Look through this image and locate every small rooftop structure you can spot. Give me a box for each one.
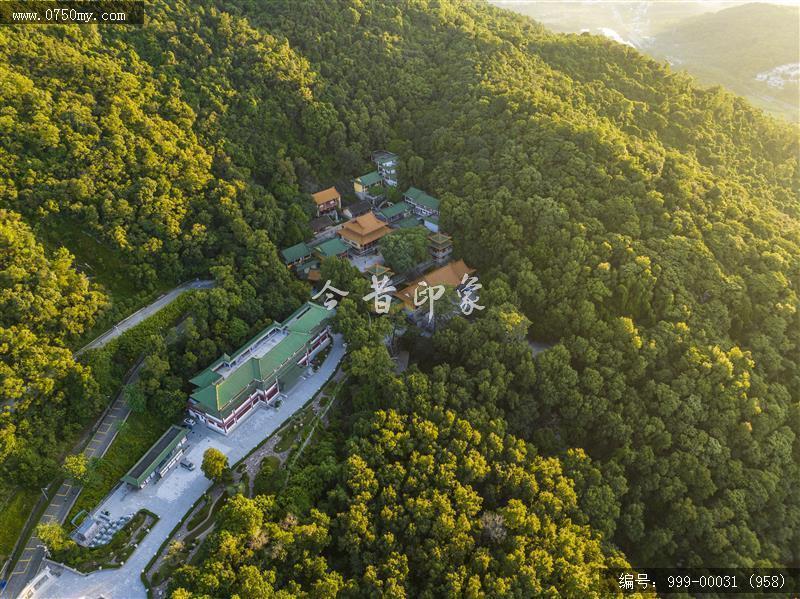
[364,263,394,279]
[394,259,475,311]
[429,232,452,246]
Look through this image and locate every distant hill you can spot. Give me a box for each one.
[493,1,800,122]
[645,3,799,121]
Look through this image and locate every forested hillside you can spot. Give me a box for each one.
[1,0,798,592]
[0,9,322,487]
[252,0,799,570]
[647,3,800,122]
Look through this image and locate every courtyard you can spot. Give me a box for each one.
[30,335,345,599]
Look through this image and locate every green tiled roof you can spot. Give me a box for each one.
[373,151,398,166]
[355,171,383,187]
[394,216,422,229]
[365,263,393,277]
[281,242,312,263]
[378,201,409,219]
[121,425,187,487]
[189,303,332,417]
[404,187,440,211]
[297,259,320,279]
[314,237,349,257]
[286,302,331,334]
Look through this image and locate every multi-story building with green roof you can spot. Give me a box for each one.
[377,200,410,224]
[372,150,398,187]
[187,302,334,434]
[353,170,385,202]
[403,187,440,218]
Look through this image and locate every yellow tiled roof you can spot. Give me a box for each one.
[312,187,340,205]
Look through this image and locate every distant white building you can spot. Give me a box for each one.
[372,150,399,187]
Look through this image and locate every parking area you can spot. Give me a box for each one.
[31,334,345,599]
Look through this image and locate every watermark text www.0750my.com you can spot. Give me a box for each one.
[0,1,144,25]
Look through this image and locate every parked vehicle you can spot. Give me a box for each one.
[180,459,195,471]
[182,417,196,428]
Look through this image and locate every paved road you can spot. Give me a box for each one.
[75,280,214,357]
[2,361,144,599]
[36,336,345,599]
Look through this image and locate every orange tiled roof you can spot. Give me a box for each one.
[394,259,475,309]
[339,212,391,246]
[312,187,340,205]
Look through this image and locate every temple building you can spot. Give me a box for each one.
[187,302,333,434]
[376,200,410,225]
[403,187,440,217]
[428,231,453,264]
[394,259,475,311]
[353,171,385,202]
[338,211,391,255]
[281,241,313,269]
[312,187,341,217]
[313,237,350,260]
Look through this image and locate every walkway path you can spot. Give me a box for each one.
[75,280,214,357]
[148,365,347,598]
[2,360,145,599]
[32,336,345,599]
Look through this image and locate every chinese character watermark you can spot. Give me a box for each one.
[312,280,349,310]
[457,274,484,315]
[362,275,396,314]
[413,281,445,322]
[313,274,483,317]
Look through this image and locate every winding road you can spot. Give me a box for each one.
[2,360,145,599]
[2,280,214,598]
[75,279,215,357]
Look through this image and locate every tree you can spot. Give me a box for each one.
[379,227,429,274]
[62,453,90,484]
[167,540,185,564]
[36,521,75,554]
[201,447,229,483]
[124,384,147,414]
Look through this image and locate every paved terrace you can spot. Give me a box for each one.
[32,335,345,599]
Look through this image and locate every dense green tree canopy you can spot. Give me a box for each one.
[1,0,797,586]
[379,226,430,274]
[172,403,631,598]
